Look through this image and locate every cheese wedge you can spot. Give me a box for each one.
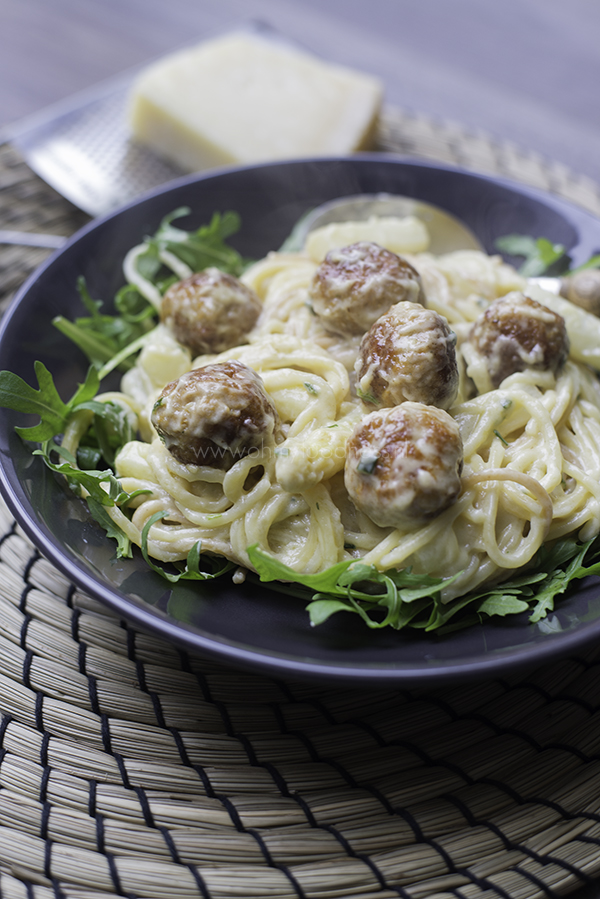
[129,32,384,172]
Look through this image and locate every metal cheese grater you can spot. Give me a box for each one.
[3,24,301,220]
[5,74,186,218]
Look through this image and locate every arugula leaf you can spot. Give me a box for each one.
[53,277,156,371]
[495,233,600,279]
[356,387,380,405]
[93,402,135,466]
[305,598,355,626]
[495,234,568,277]
[142,209,249,277]
[34,442,124,504]
[76,399,135,466]
[478,594,530,616]
[0,362,68,442]
[69,365,102,408]
[247,545,456,629]
[140,510,234,582]
[76,445,103,470]
[0,360,127,491]
[248,544,354,592]
[134,240,163,282]
[0,363,99,442]
[570,254,600,275]
[86,496,132,558]
[52,315,119,368]
[0,360,135,476]
[246,532,600,632]
[114,282,160,322]
[520,538,594,622]
[54,210,249,375]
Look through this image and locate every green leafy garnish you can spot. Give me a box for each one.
[140,208,249,278]
[53,277,156,372]
[87,496,133,559]
[247,545,461,629]
[495,234,568,277]
[0,363,142,554]
[53,209,249,376]
[140,510,234,582]
[0,362,99,442]
[570,254,600,274]
[247,534,600,631]
[76,399,135,466]
[496,233,600,278]
[33,441,128,505]
[356,387,380,405]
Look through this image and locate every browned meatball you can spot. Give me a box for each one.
[160,268,261,356]
[355,301,459,410]
[151,361,278,467]
[468,292,569,389]
[309,241,425,336]
[560,269,600,317]
[345,403,463,528]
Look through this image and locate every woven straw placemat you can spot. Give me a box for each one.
[2,109,600,899]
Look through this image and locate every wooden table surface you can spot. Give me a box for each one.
[2,0,600,188]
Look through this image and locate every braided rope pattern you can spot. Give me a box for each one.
[2,110,600,897]
[376,108,600,219]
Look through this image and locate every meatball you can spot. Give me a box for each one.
[560,269,600,317]
[160,268,261,356]
[468,292,569,389]
[345,403,463,528]
[151,361,278,467]
[355,301,459,410]
[309,241,425,336]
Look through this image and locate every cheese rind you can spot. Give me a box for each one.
[129,33,383,172]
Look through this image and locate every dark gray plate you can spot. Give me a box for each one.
[2,155,600,686]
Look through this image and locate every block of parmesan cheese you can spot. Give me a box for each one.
[128,32,383,172]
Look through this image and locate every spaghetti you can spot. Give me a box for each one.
[73,216,600,603]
